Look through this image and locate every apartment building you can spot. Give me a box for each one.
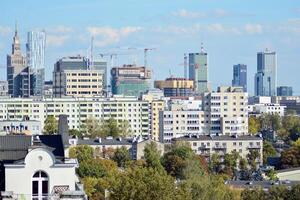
[248,103,286,117]
[154,77,194,97]
[174,135,263,164]
[0,96,149,136]
[203,86,248,136]
[159,105,206,143]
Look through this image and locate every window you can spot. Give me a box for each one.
[32,171,48,200]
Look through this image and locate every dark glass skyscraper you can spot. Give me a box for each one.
[232,64,247,92]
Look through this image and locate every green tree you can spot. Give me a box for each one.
[118,120,132,137]
[289,184,300,200]
[223,152,238,177]
[249,116,261,134]
[144,142,164,171]
[69,145,94,163]
[112,146,131,168]
[241,188,265,200]
[263,141,276,164]
[108,167,182,200]
[265,169,277,181]
[239,157,248,170]
[280,146,300,169]
[69,129,82,138]
[43,115,58,134]
[209,153,221,173]
[266,186,288,200]
[247,150,260,170]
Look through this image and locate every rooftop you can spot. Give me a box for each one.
[174,134,263,142]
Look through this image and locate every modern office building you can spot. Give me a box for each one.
[203,86,248,136]
[7,25,29,97]
[255,50,277,96]
[26,31,46,96]
[232,64,247,92]
[189,47,209,94]
[277,86,293,96]
[111,64,151,96]
[53,56,106,97]
[154,77,194,97]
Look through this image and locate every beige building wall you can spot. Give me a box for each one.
[54,69,105,97]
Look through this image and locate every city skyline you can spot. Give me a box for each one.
[0,0,300,95]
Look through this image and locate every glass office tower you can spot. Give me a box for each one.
[232,64,247,92]
[26,30,46,96]
[254,50,277,96]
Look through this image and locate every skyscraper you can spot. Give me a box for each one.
[277,86,293,96]
[232,64,247,92]
[7,24,29,97]
[255,50,277,96]
[189,46,208,94]
[26,30,46,96]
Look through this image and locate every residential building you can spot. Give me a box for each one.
[142,91,165,141]
[277,86,293,96]
[26,31,46,96]
[43,80,53,97]
[232,64,247,92]
[248,103,286,117]
[254,50,277,96]
[154,77,194,97]
[203,86,248,136]
[0,96,149,136]
[159,106,206,143]
[53,56,106,97]
[111,64,151,96]
[0,134,87,199]
[173,135,263,164]
[7,25,28,97]
[0,120,41,135]
[0,81,8,96]
[272,96,300,115]
[189,47,209,94]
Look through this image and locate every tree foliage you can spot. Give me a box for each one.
[280,146,300,169]
[43,115,58,134]
[143,142,164,171]
[112,146,131,168]
[249,116,261,134]
[69,145,94,163]
[263,141,276,164]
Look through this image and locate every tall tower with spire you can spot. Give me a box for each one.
[7,23,29,97]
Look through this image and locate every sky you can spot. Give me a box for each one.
[0,0,300,95]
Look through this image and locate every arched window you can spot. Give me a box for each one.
[32,171,48,200]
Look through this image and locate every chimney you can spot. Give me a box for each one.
[58,115,69,146]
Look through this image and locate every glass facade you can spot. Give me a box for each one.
[254,51,277,96]
[189,52,208,94]
[26,31,46,96]
[232,64,247,92]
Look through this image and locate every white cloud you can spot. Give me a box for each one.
[212,9,229,18]
[87,26,142,47]
[0,26,11,36]
[279,19,300,34]
[244,24,263,34]
[173,9,206,18]
[47,25,73,34]
[47,35,70,47]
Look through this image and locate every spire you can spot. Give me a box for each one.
[200,42,205,53]
[15,21,18,37]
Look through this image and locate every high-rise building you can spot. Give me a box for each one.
[154,77,194,97]
[26,31,46,96]
[53,56,107,97]
[189,47,208,95]
[7,25,29,97]
[277,86,293,96]
[232,64,247,92]
[111,64,151,96]
[254,50,277,96]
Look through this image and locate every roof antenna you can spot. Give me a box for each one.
[200,42,204,53]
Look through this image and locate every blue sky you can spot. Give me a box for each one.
[0,0,300,95]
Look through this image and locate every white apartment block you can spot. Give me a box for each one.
[203,86,248,136]
[53,69,105,97]
[174,135,263,164]
[248,103,286,117]
[159,107,206,143]
[0,96,149,136]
